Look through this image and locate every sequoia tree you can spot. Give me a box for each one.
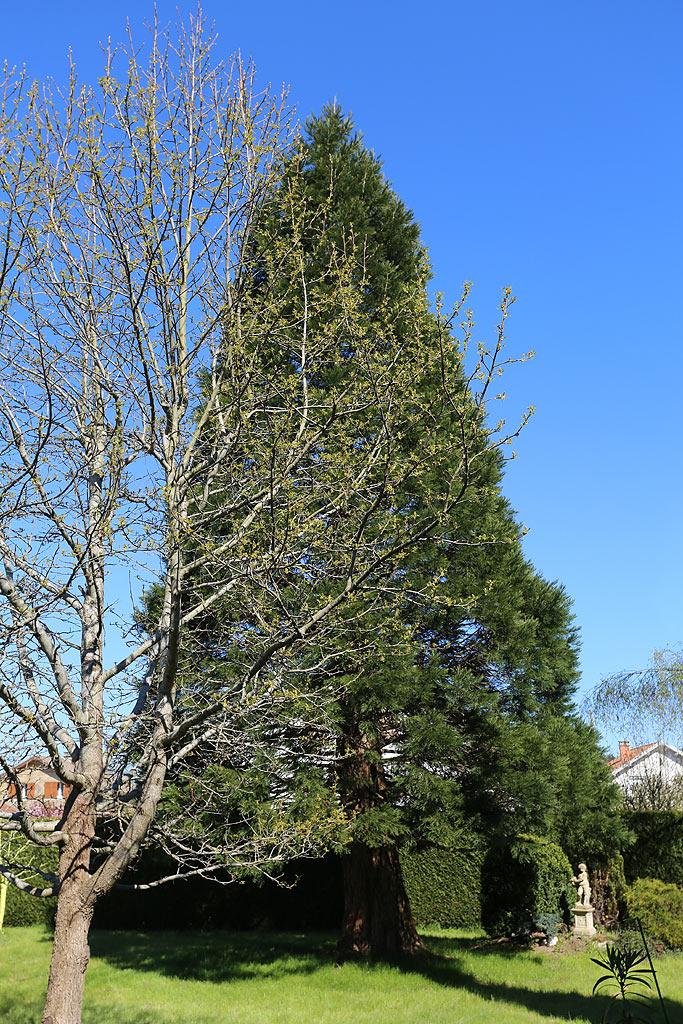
[0,16,524,1024]
[238,106,581,960]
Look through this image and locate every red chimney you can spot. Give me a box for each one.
[619,740,630,760]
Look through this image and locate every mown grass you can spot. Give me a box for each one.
[1,926,682,1023]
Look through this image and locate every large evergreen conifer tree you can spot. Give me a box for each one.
[249,105,585,958]
[158,105,617,960]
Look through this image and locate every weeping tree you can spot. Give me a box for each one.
[0,13,525,1024]
[586,648,683,750]
[585,648,683,809]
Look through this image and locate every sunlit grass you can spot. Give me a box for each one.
[1,926,682,1023]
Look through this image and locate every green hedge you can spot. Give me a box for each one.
[93,844,488,932]
[481,835,573,937]
[622,811,683,885]
[400,847,483,928]
[93,851,345,931]
[1,836,58,928]
[625,877,683,949]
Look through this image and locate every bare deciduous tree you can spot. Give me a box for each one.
[0,12,526,1024]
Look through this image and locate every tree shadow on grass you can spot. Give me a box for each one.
[88,929,683,1023]
[402,934,683,1023]
[89,929,335,983]
[0,993,163,1024]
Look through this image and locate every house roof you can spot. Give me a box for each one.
[14,756,52,772]
[609,739,683,781]
[609,742,656,770]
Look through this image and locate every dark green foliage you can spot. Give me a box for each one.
[489,715,630,867]
[481,834,573,937]
[251,101,427,338]
[625,878,683,949]
[1,837,57,928]
[295,103,425,309]
[622,811,683,885]
[400,847,483,928]
[93,850,344,932]
[94,844,487,933]
[277,106,587,864]
[593,853,628,929]
[156,103,596,952]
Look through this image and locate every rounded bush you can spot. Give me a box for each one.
[625,877,683,949]
[481,834,573,937]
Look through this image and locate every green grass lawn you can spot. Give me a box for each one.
[1,926,682,1023]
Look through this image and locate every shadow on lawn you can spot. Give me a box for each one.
[88,929,683,1023]
[0,992,162,1024]
[89,929,334,982]
[409,934,683,1023]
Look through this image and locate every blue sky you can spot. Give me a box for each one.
[3,0,681,733]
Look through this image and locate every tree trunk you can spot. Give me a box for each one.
[42,801,96,1024]
[337,841,424,960]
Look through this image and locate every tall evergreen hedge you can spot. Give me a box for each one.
[92,851,345,931]
[93,845,487,931]
[1,836,57,928]
[621,811,683,885]
[400,847,483,928]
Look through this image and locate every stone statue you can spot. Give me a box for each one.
[571,861,596,937]
[571,862,591,907]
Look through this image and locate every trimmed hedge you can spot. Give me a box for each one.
[622,811,683,886]
[481,835,573,937]
[1,836,58,928]
[400,847,483,928]
[93,851,344,931]
[0,833,573,936]
[625,877,683,949]
[94,845,486,932]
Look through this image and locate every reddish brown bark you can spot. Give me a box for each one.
[336,708,423,960]
[337,841,424,960]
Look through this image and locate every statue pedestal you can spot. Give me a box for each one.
[573,903,596,938]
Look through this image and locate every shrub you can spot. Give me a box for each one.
[592,853,627,928]
[1,836,58,928]
[481,834,573,937]
[625,877,683,949]
[621,811,683,885]
[400,846,483,928]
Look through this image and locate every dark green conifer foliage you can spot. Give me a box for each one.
[295,103,423,308]
[158,105,621,958]
[250,105,594,959]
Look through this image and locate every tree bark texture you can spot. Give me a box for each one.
[337,841,424,960]
[336,709,424,960]
[41,800,96,1024]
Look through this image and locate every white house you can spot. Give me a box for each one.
[609,739,683,799]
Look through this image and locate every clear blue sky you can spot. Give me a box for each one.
[4,0,682,720]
